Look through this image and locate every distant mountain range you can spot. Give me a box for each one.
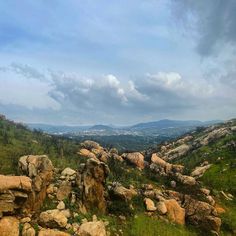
[27,119,222,136]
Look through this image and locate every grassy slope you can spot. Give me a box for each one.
[0,117,81,174]
[173,123,236,235]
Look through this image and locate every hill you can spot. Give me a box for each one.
[0,115,235,235]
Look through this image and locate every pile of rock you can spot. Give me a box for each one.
[18,155,54,212]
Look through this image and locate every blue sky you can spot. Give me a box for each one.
[0,0,235,125]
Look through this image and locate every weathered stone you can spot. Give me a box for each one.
[38,228,70,236]
[191,164,212,178]
[78,148,97,159]
[39,209,68,228]
[78,221,106,236]
[0,216,19,236]
[22,223,35,236]
[144,198,157,211]
[81,140,102,150]
[164,199,185,225]
[57,201,65,210]
[77,158,110,213]
[56,181,72,201]
[122,152,145,169]
[156,201,167,215]
[111,183,137,201]
[18,155,54,212]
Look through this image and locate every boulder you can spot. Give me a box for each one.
[111,183,137,201]
[183,195,221,233]
[156,201,167,215]
[166,144,190,160]
[56,181,72,201]
[78,221,106,236]
[0,175,32,215]
[22,223,35,236]
[61,167,76,177]
[39,209,68,228]
[0,216,19,236]
[175,173,196,186]
[144,198,156,211]
[18,155,54,212]
[191,164,212,178]
[81,140,102,150]
[122,152,145,169]
[38,229,70,236]
[164,199,185,225]
[57,201,65,210]
[78,149,97,159]
[76,158,109,213]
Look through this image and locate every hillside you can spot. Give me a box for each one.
[0,115,235,235]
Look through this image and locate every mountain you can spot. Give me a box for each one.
[26,119,222,136]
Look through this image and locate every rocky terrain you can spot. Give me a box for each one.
[0,117,235,235]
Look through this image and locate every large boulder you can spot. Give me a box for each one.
[191,164,212,178]
[166,144,190,160]
[76,158,109,213]
[183,195,221,233]
[80,140,102,150]
[0,175,32,215]
[78,221,106,236]
[78,148,97,159]
[22,223,35,236]
[122,152,145,169]
[39,209,68,228]
[0,216,19,236]
[18,155,54,211]
[110,182,137,201]
[150,154,184,176]
[164,199,185,225]
[175,173,197,186]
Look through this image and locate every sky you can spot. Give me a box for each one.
[0,0,235,125]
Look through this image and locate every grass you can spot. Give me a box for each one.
[123,214,198,236]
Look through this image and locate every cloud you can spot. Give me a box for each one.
[170,0,236,57]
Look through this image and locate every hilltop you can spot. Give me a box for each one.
[0,115,235,235]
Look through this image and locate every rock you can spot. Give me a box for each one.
[20,217,31,223]
[61,209,71,218]
[122,152,145,169]
[175,173,196,186]
[22,223,35,236]
[200,188,210,196]
[78,221,106,236]
[81,140,102,150]
[18,155,54,212]
[78,148,97,159]
[46,184,55,195]
[191,164,212,178]
[0,216,19,236]
[166,144,190,160]
[61,167,76,176]
[200,128,230,146]
[170,180,176,188]
[76,158,110,213]
[57,201,65,210]
[0,175,32,215]
[156,201,167,215]
[111,183,137,201]
[150,154,184,176]
[206,196,215,206]
[38,228,70,236]
[39,209,68,228]
[164,199,185,225]
[56,181,72,201]
[183,195,221,233]
[144,198,156,211]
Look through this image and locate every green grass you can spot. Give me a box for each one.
[123,214,198,236]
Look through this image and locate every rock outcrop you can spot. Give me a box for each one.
[110,182,137,201]
[0,175,32,215]
[122,152,145,169]
[76,158,109,213]
[18,155,54,212]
